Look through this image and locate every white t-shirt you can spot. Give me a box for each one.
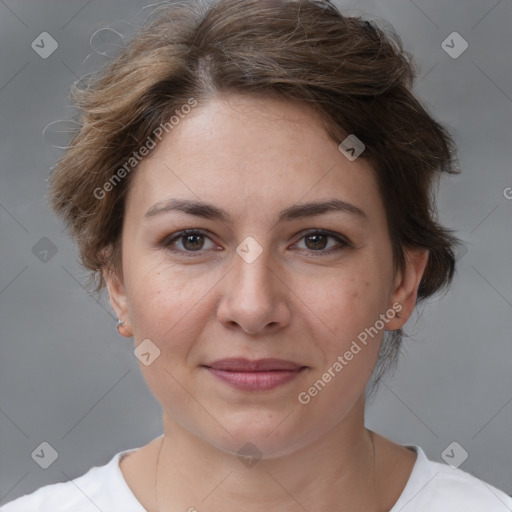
[2,442,511,511]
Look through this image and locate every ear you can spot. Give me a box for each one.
[104,266,133,338]
[386,247,429,330]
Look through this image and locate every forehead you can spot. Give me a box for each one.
[125,95,383,222]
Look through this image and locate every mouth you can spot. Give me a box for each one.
[202,358,308,391]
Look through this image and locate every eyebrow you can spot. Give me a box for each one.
[144,198,367,222]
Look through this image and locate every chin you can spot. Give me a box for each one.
[197,411,323,460]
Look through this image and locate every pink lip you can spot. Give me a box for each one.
[203,358,307,391]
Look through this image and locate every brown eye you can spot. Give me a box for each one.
[304,233,329,251]
[293,230,351,255]
[181,233,205,251]
[162,229,218,256]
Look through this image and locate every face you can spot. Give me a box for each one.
[107,94,427,458]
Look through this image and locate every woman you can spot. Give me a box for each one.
[3,0,511,510]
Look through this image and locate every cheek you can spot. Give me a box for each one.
[125,264,212,402]
[294,277,385,424]
[125,261,204,342]
[293,262,390,352]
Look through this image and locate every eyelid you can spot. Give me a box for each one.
[162,229,221,256]
[291,229,353,254]
[161,228,352,258]
[295,228,352,245]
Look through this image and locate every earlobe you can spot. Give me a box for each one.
[104,267,133,337]
[386,248,429,331]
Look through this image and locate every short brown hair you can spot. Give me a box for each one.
[48,0,460,392]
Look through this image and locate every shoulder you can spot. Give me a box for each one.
[426,461,512,511]
[1,448,143,512]
[1,465,109,512]
[394,445,512,512]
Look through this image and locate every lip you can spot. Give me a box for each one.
[203,358,308,391]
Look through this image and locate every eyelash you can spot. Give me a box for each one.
[161,229,352,258]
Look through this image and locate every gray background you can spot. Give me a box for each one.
[1,0,511,505]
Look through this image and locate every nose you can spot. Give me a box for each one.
[216,247,291,336]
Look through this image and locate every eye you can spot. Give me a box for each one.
[293,229,351,255]
[161,228,351,258]
[162,229,219,256]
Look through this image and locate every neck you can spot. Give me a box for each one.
[153,398,384,512]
